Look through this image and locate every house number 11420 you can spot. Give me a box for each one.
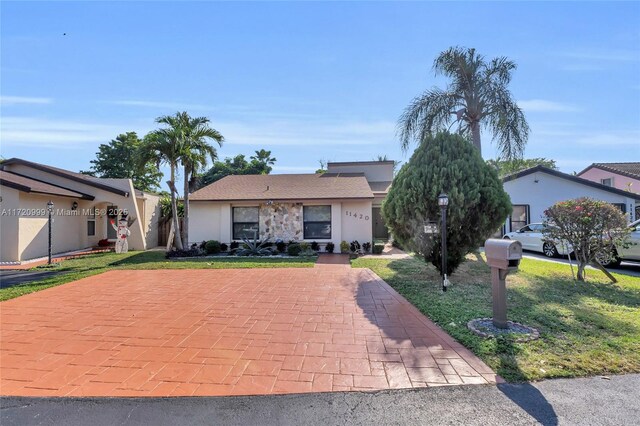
[345,211,369,221]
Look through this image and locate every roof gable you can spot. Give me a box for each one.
[0,170,94,199]
[503,165,640,200]
[578,162,640,181]
[1,158,131,197]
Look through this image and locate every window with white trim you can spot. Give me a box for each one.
[233,207,259,240]
[87,208,96,236]
[510,205,529,232]
[303,205,331,239]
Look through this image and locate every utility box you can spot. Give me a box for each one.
[485,239,522,271]
[485,239,523,329]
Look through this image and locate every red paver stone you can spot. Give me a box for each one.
[0,265,497,396]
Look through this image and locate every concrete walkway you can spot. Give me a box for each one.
[1,267,496,397]
[2,374,638,425]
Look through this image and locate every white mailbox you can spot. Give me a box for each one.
[485,239,522,271]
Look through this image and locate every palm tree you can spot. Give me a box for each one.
[138,126,184,250]
[398,46,529,160]
[250,149,276,173]
[160,112,224,248]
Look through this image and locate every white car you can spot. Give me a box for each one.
[599,219,640,267]
[503,223,571,258]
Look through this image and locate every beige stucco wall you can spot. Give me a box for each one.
[189,199,373,253]
[189,201,224,243]
[0,186,20,262]
[138,193,161,248]
[327,162,394,182]
[340,200,374,246]
[2,164,147,252]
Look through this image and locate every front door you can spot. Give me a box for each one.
[372,207,389,240]
[107,206,118,240]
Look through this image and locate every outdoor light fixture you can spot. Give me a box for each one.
[438,193,449,291]
[71,201,78,210]
[47,200,54,264]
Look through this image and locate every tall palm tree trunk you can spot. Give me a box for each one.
[471,122,482,156]
[169,165,183,250]
[182,164,190,248]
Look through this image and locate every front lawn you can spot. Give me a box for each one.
[352,254,640,382]
[0,251,316,301]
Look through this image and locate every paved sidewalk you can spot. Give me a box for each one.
[1,267,496,397]
[2,374,638,425]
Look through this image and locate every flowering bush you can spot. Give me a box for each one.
[542,197,629,281]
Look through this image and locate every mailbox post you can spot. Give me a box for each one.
[484,239,522,329]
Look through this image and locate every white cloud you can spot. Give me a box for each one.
[0,116,149,149]
[216,119,395,147]
[518,99,579,113]
[575,131,640,147]
[111,100,213,111]
[0,96,52,105]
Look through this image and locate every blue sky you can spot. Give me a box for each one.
[1,1,639,189]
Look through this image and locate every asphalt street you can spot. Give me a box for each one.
[1,374,638,426]
[0,269,68,289]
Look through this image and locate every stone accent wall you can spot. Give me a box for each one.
[259,203,303,241]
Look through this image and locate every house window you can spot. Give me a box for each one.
[510,205,529,232]
[601,178,613,187]
[87,209,96,236]
[304,205,331,239]
[611,203,626,213]
[233,207,259,240]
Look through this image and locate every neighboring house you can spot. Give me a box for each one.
[0,158,161,263]
[188,161,394,252]
[578,162,640,194]
[502,165,639,234]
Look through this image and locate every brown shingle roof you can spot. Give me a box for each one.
[1,158,131,197]
[578,162,640,180]
[190,173,374,201]
[0,170,94,199]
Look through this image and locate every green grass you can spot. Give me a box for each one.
[0,251,316,302]
[352,254,640,382]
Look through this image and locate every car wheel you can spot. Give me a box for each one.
[595,251,622,268]
[542,242,558,258]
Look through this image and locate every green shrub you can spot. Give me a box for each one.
[204,240,222,254]
[300,241,311,251]
[373,244,384,254]
[325,242,335,253]
[287,244,302,256]
[276,241,287,253]
[383,131,510,275]
[340,241,350,253]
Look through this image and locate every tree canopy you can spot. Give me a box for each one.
[81,132,162,192]
[383,132,511,275]
[542,198,629,282]
[398,46,529,160]
[197,150,276,189]
[487,158,557,177]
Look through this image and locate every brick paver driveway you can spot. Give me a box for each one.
[0,264,498,397]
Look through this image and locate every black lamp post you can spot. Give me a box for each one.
[438,193,449,291]
[47,200,54,264]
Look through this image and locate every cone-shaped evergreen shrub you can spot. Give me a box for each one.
[382,132,511,274]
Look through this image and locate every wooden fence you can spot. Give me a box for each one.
[158,217,185,247]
